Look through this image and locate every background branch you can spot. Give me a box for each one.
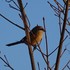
[37,62,40,70]
[55,0,69,70]
[62,60,70,70]
[0,54,14,70]
[43,17,50,70]
[0,14,25,30]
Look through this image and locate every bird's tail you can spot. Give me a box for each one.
[6,41,22,46]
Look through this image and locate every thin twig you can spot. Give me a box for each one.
[62,60,70,70]
[48,46,58,57]
[48,1,70,25]
[60,48,66,57]
[37,44,48,64]
[55,14,70,25]
[51,47,67,69]
[37,62,40,70]
[63,35,68,42]
[6,0,30,29]
[9,2,28,12]
[44,68,46,70]
[36,47,47,56]
[48,35,68,57]
[4,55,9,64]
[47,1,60,15]
[5,0,12,3]
[5,0,19,9]
[43,17,50,70]
[0,56,14,70]
[65,29,70,36]
[12,0,19,8]
[19,14,31,28]
[67,65,70,70]
[58,13,62,36]
[37,44,51,70]
[54,0,64,10]
[67,49,70,54]
[9,4,20,11]
[0,13,25,30]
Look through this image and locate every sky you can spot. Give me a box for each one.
[0,0,70,70]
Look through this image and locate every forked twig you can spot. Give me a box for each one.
[37,44,51,70]
[67,65,70,70]
[36,47,47,56]
[62,60,70,70]
[9,4,20,11]
[51,47,67,69]
[0,55,14,70]
[5,0,19,9]
[9,2,28,12]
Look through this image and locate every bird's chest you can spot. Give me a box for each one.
[31,31,43,46]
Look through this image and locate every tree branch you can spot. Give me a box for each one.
[43,17,50,70]
[55,0,69,70]
[0,55,14,70]
[17,0,36,70]
[62,60,70,70]
[0,13,25,30]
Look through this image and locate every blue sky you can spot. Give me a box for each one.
[0,0,70,70]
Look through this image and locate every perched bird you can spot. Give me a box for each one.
[6,25,45,50]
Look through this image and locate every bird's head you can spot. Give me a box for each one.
[31,25,45,33]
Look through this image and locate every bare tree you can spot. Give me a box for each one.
[0,0,70,70]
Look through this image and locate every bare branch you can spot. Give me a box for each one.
[4,55,9,65]
[36,47,47,56]
[62,60,70,70]
[37,44,51,70]
[0,13,25,30]
[17,0,36,70]
[60,48,66,57]
[0,55,14,70]
[48,46,58,57]
[37,62,40,70]
[67,65,70,70]
[9,2,28,12]
[19,14,31,29]
[9,4,20,11]
[48,35,68,57]
[55,14,70,25]
[51,47,68,70]
[5,0,19,9]
[43,17,50,70]
[44,68,46,70]
[55,0,69,69]
[65,29,70,36]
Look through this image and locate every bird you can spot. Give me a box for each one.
[6,25,45,50]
